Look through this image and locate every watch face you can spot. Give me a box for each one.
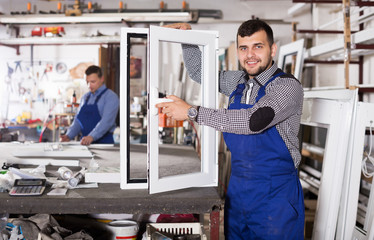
[188,107,198,120]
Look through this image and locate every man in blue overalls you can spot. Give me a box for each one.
[157,20,305,239]
[60,65,119,145]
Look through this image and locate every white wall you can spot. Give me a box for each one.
[0,44,98,121]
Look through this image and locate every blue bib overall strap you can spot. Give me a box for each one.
[255,71,284,102]
[77,88,114,144]
[228,83,246,105]
[223,70,304,240]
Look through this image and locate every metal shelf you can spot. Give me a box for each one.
[0,11,198,25]
[0,9,222,46]
[304,27,374,59]
[0,35,121,45]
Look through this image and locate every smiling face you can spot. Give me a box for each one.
[86,73,104,93]
[237,30,277,79]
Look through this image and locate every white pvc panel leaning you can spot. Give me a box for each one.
[277,38,304,81]
[337,101,374,240]
[302,89,357,240]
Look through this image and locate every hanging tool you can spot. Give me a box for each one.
[7,62,14,79]
[182,1,188,11]
[65,0,82,16]
[27,2,32,14]
[11,62,22,81]
[57,1,62,14]
[87,1,93,13]
[119,1,124,12]
[159,1,165,11]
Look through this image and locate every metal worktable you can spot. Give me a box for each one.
[0,143,223,239]
[0,185,222,215]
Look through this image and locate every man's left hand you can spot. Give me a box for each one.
[81,136,94,145]
[155,95,191,121]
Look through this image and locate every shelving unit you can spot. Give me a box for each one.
[303,27,374,60]
[0,12,192,47]
[289,1,374,239]
[0,6,223,47]
[291,0,374,92]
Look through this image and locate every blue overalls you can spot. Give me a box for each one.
[223,72,305,240]
[77,88,114,144]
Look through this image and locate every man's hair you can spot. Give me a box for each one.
[85,65,103,78]
[237,19,274,46]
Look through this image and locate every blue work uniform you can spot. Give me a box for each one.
[76,88,114,144]
[223,71,305,239]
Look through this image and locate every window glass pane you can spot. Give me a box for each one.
[157,41,203,178]
[282,54,296,75]
[355,131,374,232]
[300,125,327,238]
[128,34,147,182]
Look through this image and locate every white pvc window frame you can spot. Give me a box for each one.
[337,101,374,240]
[277,38,304,81]
[120,26,219,194]
[148,26,218,194]
[120,27,149,190]
[301,89,357,239]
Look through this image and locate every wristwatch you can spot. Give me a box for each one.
[187,106,199,121]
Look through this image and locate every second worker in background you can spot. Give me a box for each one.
[60,65,119,145]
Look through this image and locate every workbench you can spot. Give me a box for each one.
[0,185,222,239]
[0,143,223,239]
[0,185,221,215]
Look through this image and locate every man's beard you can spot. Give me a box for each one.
[242,60,273,78]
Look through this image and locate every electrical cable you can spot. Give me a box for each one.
[38,117,58,143]
[362,121,374,178]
